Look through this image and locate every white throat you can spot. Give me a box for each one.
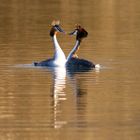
[52,35,66,66]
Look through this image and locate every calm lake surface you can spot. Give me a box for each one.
[0,0,140,140]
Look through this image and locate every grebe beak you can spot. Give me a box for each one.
[68,30,78,35]
[55,25,65,33]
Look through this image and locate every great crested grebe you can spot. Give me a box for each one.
[34,22,97,69]
[66,25,95,69]
[34,20,66,67]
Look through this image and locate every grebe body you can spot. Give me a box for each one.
[66,57,95,69]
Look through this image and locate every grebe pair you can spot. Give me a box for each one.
[34,21,95,69]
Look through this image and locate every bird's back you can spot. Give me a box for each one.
[34,58,54,67]
[66,57,95,69]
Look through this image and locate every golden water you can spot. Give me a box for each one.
[0,0,140,140]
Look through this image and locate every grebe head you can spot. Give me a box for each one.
[69,24,88,41]
[50,20,65,37]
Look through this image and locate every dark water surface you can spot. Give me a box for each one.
[0,0,140,140]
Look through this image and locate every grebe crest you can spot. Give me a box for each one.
[50,20,64,37]
[75,24,88,41]
[69,24,88,42]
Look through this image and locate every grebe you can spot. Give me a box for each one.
[34,20,66,67]
[34,22,96,69]
[66,25,95,69]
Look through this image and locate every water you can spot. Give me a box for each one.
[0,0,140,139]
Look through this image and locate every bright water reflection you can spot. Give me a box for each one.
[48,66,99,129]
[50,67,67,129]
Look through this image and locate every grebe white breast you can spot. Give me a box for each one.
[66,25,95,69]
[34,20,66,67]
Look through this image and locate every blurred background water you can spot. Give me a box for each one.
[0,0,140,140]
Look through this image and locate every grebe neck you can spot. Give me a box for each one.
[66,40,80,62]
[52,35,66,66]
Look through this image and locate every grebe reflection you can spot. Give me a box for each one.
[49,65,95,129]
